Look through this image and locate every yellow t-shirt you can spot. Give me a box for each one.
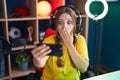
[40,35,89,80]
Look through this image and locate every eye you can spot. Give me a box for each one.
[67,21,72,25]
[57,21,63,25]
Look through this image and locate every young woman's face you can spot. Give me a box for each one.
[56,13,74,35]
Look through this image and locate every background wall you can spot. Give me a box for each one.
[100,2,120,71]
[88,2,120,71]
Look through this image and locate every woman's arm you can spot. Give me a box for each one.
[67,44,89,72]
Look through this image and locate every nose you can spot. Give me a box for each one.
[63,22,68,29]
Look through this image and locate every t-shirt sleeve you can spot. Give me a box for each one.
[76,35,89,61]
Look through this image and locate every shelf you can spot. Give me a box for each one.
[12,45,34,51]
[0,76,10,80]
[0,19,5,21]
[11,64,35,78]
[7,17,37,21]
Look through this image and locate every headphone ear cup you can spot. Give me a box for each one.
[50,18,56,30]
[76,17,82,33]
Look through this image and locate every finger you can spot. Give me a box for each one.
[33,49,51,63]
[38,45,50,54]
[62,30,69,39]
[31,44,46,56]
[34,47,51,60]
[40,49,51,58]
[33,45,51,58]
[64,29,70,37]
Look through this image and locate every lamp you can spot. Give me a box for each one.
[37,1,52,17]
[85,0,108,21]
[85,0,108,76]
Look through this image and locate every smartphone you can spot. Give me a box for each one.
[37,43,63,57]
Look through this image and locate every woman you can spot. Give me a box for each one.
[31,6,89,80]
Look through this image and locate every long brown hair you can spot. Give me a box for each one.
[54,7,77,45]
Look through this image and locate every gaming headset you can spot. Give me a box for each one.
[49,5,82,34]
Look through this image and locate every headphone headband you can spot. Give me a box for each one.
[52,5,81,17]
